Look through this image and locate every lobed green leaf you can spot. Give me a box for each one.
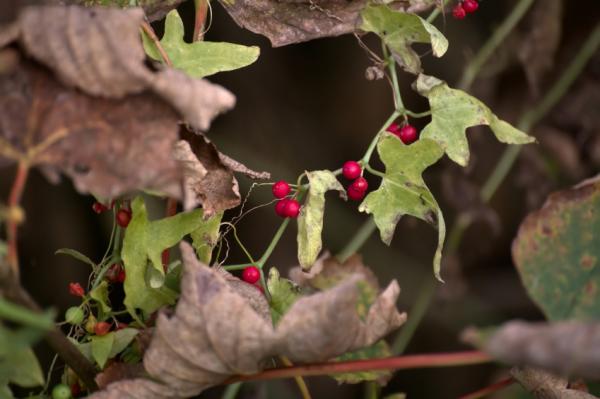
[267,268,301,326]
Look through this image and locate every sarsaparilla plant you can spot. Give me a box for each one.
[0,0,599,398]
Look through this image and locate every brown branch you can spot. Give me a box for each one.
[141,20,173,67]
[459,376,515,399]
[5,161,29,279]
[225,351,492,383]
[193,0,209,42]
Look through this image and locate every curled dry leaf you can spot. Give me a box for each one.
[483,321,600,380]
[7,5,235,130]
[91,243,405,398]
[219,0,436,47]
[511,367,598,399]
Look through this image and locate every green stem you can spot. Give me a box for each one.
[336,218,377,263]
[383,44,404,112]
[405,110,432,118]
[361,111,401,164]
[457,0,535,91]
[391,276,436,354]
[222,382,242,399]
[426,6,441,23]
[0,297,54,330]
[221,264,249,271]
[257,218,291,266]
[222,222,256,264]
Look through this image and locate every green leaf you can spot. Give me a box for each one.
[89,281,111,315]
[416,74,535,166]
[72,328,138,366]
[297,170,346,269]
[333,341,392,384]
[142,10,260,78]
[122,196,206,317]
[360,5,448,74]
[359,134,446,280]
[267,268,301,325]
[55,248,97,269]
[91,333,115,368]
[109,328,139,357]
[190,211,222,264]
[0,385,13,399]
[0,348,44,388]
[513,177,600,320]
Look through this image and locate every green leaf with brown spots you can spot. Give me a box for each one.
[358,134,446,280]
[267,268,301,326]
[512,176,600,320]
[297,170,346,269]
[190,211,222,264]
[415,74,535,166]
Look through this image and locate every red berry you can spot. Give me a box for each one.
[347,185,366,201]
[116,209,132,228]
[342,161,362,180]
[453,3,466,19]
[386,122,401,134]
[94,321,111,336]
[272,180,291,199]
[105,263,122,283]
[116,322,128,330]
[399,124,419,144]
[117,268,126,283]
[68,282,85,297]
[275,199,289,217]
[253,283,265,294]
[71,383,81,397]
[283,199,301,218]
[242,266,260,284]
[92,202,108,214]
[351,177,368,192]
[463,0,478,13]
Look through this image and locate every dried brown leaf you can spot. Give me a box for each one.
[91,243,404,398]
[485,321,600,380]
[8,5,235,130]
[511,367,598,399]
[219,0,435,47]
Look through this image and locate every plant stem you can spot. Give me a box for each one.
[336,218,377,263]
[426,6,441,23]
[5,161,29,279]
[193,0,210,42]
[0,297,54,330]
[458,376,514,399]
[225,351,491,383]
[141,21,173,67]
[457,0,534,91]
[391,275,436,354]
[222,382,242,399]
[361,111,401,164]
[258,218,291,266]
[281,356,313,399]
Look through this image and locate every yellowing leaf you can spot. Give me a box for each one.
[416,74,535,166]
[360,5,448,74]
[359,134,446,280]
[91,333,115,369]
[297,170,346,269]
[142,10,259,78]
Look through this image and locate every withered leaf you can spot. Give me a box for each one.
[219,0,435,47]
[511,367,598,399]
[7,5,235,130]
[483,321,600,380]
[91,243,405,398]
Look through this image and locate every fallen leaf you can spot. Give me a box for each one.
[512,175,600,320]
[8,5,235,130]
[358,133,446,280]
[479,321,600,381]
[360,4,448,74]
[142,10,260,78]
[415,74,535,167]
[297,170,346,269]
[219,0,436,47]
[92,242,405,397]
[511,367,598,399]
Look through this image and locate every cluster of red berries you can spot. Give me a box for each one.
[386,122,419,144]
[105,263,126,284]
[272,181,301,218]
[342,161,369,201]
[92,200,132,228]
[452,0,479,19]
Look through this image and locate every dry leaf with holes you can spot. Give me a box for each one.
[88,243,405,398]
[511,367,598,399]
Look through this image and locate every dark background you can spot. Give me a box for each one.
[1,0,600,397]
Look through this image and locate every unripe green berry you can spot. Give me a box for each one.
[52,383,72,399]
[65,306,84,325]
